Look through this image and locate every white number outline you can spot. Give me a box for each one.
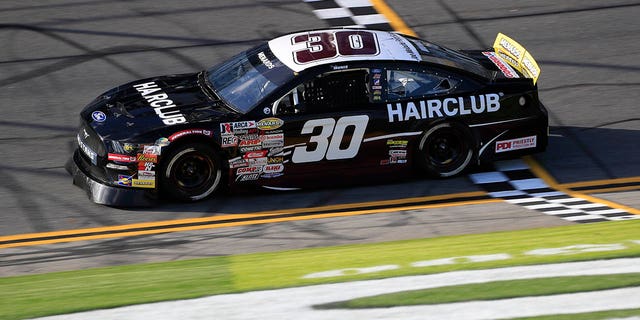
[292,115,369,163]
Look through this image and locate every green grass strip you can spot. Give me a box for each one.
[0,258,234,320]
[511,307,640,320]
[315,273,640,309]
[229,220,640,290]
[1,220,639,320]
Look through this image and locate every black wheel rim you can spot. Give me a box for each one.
[425,128,467,171]
[172,151,214,191]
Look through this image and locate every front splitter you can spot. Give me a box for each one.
[65,150,156,207]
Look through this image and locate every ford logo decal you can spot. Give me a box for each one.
[92,111,106,122]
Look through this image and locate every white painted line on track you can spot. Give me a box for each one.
[35,258,640,320]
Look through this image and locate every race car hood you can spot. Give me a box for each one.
[80,72,235,140]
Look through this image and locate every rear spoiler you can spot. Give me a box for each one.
[492,33,541,84]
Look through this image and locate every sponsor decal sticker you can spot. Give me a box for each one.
[133,82,186,125]
[91,111,106,122]
[257,117,284,131]
[239,139,262,147]
[499,38,523,59]
[108,153,137,163]
[387,93,501,123]
[238,134,260,140]
[168,129,213,142]
[522,54,540,78]
[117,174,132,186]
[137,170,156,180]
[77,134,97,165]
[138,161,155,171]
[261,172,283,179]
[233,121,257,130]
[495,135,537,153]
[236,166,262,175]
[258,51,275,69]
[106,163,130,170]
[221,135,238,148]
[247,157,267,166]
[220,122,233,135]
[386,139,408,147]
[137,153,158,163]
[240,146,262,153]
[261,140,284,148]
[389,149,407,158]
[389,158,407,164]
[132,179,155,188]
[261,133,284,141]
[123,143,136,153]
[497,52,519,67]
[236,166,263,175]
[229,158,248,169]
[263,163,284,174]
[244,150,268,159]
[236,172,260,182]
[268,156,284,164]
[482,51,519,78]
[143,145,161,155]
[268,147,284,157]
[223,122,258,136]
[155,137,170,147]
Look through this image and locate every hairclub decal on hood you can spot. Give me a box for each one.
[133,82,187,125]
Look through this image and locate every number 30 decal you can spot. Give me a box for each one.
[292,115,369,163]
[292,31,379,64]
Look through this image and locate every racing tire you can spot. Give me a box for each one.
[159,143,222,202]
[417,122,473,178]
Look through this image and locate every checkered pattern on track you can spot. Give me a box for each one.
[469,159,639,223]
[304,0,392,30]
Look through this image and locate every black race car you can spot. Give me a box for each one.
[67,29,547,206]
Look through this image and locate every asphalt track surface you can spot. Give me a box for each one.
[1,0,639,276]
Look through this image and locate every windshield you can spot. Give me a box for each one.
[206,44,295,113]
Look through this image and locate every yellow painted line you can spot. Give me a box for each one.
[370,0,417,37]
[561,176,640,189]
[524,156,640,215]
[0,198,500,249]
[569,186,640,194]
[0,191,489,243]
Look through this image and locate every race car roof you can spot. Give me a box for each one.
[268,29,422,72]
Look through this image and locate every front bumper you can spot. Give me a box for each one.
[66,150,156,207]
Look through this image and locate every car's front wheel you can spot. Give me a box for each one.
[417,122,473,177]
[159,143,222,202]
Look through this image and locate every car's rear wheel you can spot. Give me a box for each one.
[417,122,473,177]
[160,143,222,202]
